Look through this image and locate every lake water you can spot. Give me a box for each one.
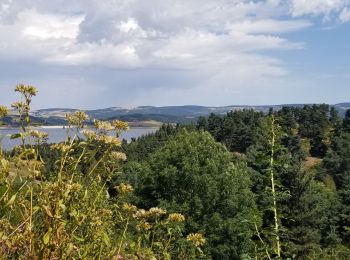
[0,126,158,150]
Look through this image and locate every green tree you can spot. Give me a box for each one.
[136,130,257,259]
[343,109,350,133]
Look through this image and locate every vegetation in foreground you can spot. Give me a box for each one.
[2,84,350,259]
[0,85,205,259]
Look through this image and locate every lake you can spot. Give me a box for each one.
[0,126,158,150]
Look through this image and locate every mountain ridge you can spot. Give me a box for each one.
[2,103,349,127]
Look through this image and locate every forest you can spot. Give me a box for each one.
[1,85,350,259]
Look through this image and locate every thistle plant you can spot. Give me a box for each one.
[0,106,9,155]
[0,85,205,259]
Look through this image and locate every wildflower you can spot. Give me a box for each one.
[0,158,10,172]
[186,233,206,247]
[81,129,97,140]
[99,208,113,217]
[11,101,29,112]
[116,183,134,194]
[112,120,129,131]
[122,203,137,213]
[109,151,127,161]
[98,135,121,147]
[133,209,148,219]
[51,143,71,153]
[94,120,114,132]
[30,130,48,141]
[0,106,8,118]
[137,221,152,231]
[15,84,38,97]
[148,207,167,217]
[168,213,185,223]
[66,111,88,128]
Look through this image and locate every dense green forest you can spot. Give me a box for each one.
[1,85,350,259]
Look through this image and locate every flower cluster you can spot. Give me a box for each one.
[30,130,48,141]
[81,129,97,140]
[94,120,114,133]
[109,151,127,161]
[116,183,134,194]
[148,207,167,217]
[51,143,72,153]
[11,101,29,112]
[186,233,206,247]
[168,213,185,223]
[112,120,129,131]
[122,203,137,213]
[66,111,89,128]
[15,84,38,97]
[98,135,121,147]
[0,105,8,118]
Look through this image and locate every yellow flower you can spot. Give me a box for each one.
[109,151,127,161]
[66,111,88,128]
[133,209,148,219]
[11,101,29,111]
[112,120,129,131]
[81,129,97,140]
[168,213,185,223]
[0,106,8,118]
[98,135,121,147]
[137,221,152,231]
[116,183,134,194]
[51,143,71,153]
[148,207,167,217]
[186,233,206,247]
[94,120,114,132]
[122,203,137,213]
[30,130,49,141]
[15,84,38,96]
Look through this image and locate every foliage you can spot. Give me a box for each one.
[0,86,204,259]
[128,130,258,259]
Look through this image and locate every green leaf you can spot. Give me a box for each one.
[66,243,74,256]
[43,228,52,245]
[72,234,85,242]
[6,194,16,206]
[10,133,21,140]
[102,231,110,246]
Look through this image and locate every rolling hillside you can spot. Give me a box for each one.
[2,103,349,127]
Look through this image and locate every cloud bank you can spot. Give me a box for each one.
[0,0,349,108]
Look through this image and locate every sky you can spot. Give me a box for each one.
[0,0,349,109]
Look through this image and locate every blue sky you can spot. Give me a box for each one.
[0,0,349,109]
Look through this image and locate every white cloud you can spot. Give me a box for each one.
[288,0,350,20]
[0,0,349,108]
[21,10,84,40]
[339,7,350,22]
[229,19,312,34]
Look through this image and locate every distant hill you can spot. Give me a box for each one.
[2,103,348,127]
